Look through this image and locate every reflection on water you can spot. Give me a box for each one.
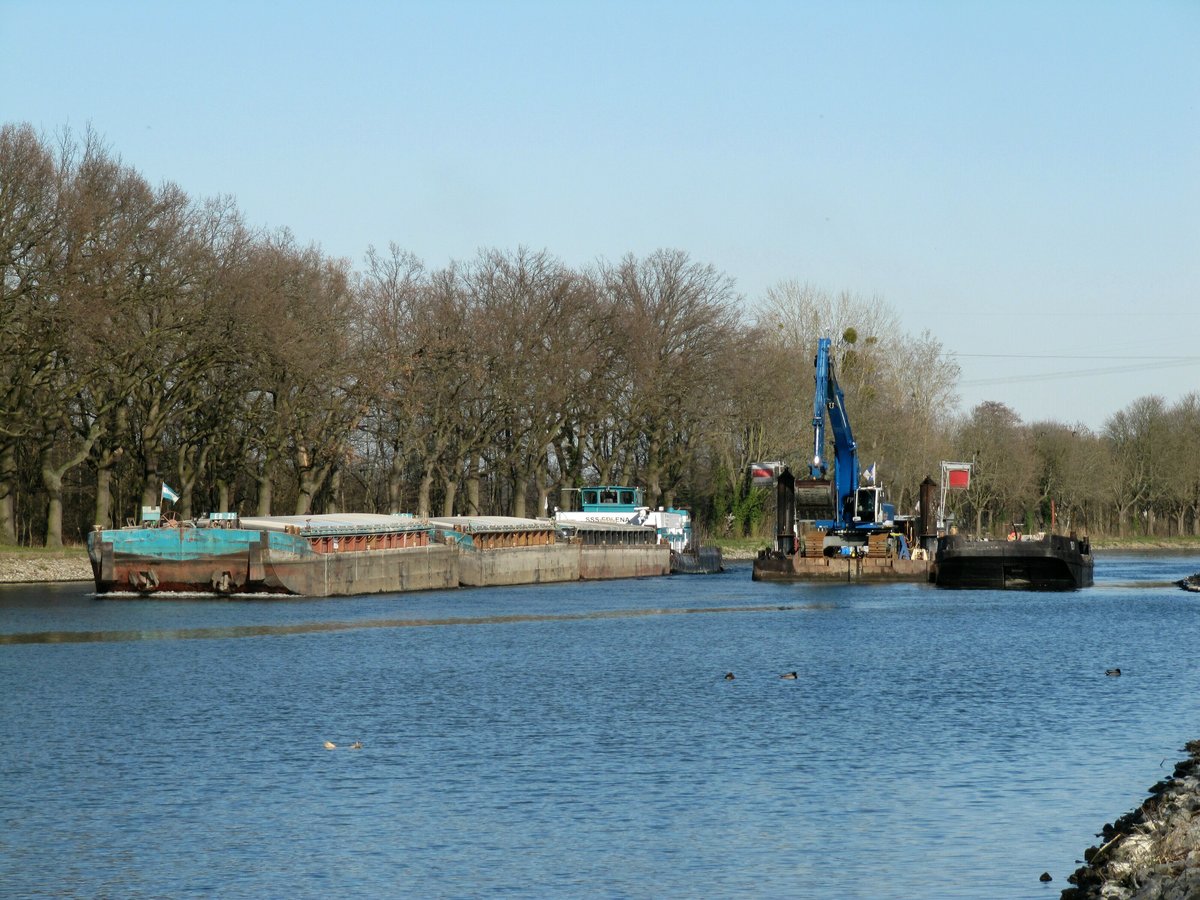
[4,557,1200,899]
[0,603,801,644]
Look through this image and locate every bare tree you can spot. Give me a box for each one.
[954,401,1035,536]
[1104,396,1170,537]
[600,250,739,507]
[0,124,64,542]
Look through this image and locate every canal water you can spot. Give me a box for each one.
[2,554,1199,898]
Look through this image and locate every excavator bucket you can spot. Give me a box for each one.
[796,478,834,521]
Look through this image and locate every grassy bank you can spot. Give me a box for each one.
[0,543,88,559]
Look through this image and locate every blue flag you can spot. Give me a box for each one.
[161,483,180,503]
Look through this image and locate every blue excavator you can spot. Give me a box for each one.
[798,337,898,552]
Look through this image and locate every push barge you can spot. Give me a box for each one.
[88,513,457,597]
[933,532,1093,590]
[88,506,676,597]
[555,486,722,575]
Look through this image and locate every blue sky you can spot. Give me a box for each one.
[3,0,1197,429]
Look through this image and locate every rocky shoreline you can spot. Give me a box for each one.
[0,554,92,585]
[1062,741,1200,899]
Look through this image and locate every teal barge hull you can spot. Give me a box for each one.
[88,515,458,597]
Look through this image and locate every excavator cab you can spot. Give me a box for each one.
[853,486,894,528]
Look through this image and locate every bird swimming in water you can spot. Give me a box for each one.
[1106,668,1122,677]
[323,740,337,750]
[350,741,363,749]
[724,672,735,680]
[780,671,798,680]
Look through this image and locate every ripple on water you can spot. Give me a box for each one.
[3,559,1200,898]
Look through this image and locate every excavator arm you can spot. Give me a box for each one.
[809,337,859,526]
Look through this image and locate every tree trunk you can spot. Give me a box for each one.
[645,436,662,508]
[465,469,481,516]
[417,464,435,519]
[534,458,551,519]
[0,443,18,544]
[512,469,527,519]
[256,471,273,516]
[94,464,115,529]
[442,479,457,517]
[388,444,405,514]
[216,480,231,514]
[43,473,64,548]
[41,426,101,547]
[175,442,210,522]
[325,467,342,514]
[295,480,316,515]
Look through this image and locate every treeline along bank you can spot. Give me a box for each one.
[3,123,1198,548]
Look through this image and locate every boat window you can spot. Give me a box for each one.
[856,489,877,523]
[582,490,598,506]
[600,489,618,504]
[620,490,635,505]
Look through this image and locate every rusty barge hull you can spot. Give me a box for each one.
[579,544,670,579]
[752,550,930,583]
[88,518,457,598]
[88,514,674,597]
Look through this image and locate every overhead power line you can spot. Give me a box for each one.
[959,357,1200,387]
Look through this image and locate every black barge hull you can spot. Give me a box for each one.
[934,534,1093,590]
[671,546,723,574]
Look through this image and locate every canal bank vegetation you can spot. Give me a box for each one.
[4,122,1200,549]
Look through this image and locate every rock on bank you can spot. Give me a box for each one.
[1063,741,1200,899]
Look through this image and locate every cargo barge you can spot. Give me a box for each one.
[933,532,1093,590]
[753,526,930,583]
[430,515,670,586]
[555,486,722,575]
[88,509,674,597]
[88,513,456,597]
